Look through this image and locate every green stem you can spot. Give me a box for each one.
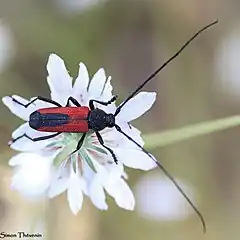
[144,115,240,149]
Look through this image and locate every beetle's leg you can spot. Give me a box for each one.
[69,133,86,156]
[11,96,62,108]
[95,131,118,164]
[10,132,62,145]
[65,97,81,107]
[89,95,118,110]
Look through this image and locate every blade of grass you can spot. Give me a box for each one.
[144,115,240,149]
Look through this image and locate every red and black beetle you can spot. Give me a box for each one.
[12,95,119,161]
[9,21,218,232]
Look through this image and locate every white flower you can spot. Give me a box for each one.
[3,53,157,214]
[214,26,240,99]
[54,0,104,14]
[0,22,15,73]
[135,174,196,221]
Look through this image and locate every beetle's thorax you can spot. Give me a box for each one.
[88,108,115,132]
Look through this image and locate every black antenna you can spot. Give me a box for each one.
[114,124,206,233]
[114,20,218,116]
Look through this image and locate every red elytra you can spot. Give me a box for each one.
[37,106,90,132]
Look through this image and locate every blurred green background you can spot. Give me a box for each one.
[0,0,239,239]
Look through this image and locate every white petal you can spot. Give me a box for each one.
[72,62,89,105]
[2,96,33,121]
[96,76,116,113]
[11,95,28,105]
[10,134,50,152]
[10,123,58,151]
[12,123,29,139]
[46,54,72,105]
[82,158,94,186]
[88,68,106,99]
[99,128,123,148]
[10,153,52,198]
[117,92,156,122]
[107,162,124,180]
[67,169,85,214]
[48,177,68,198]
[113,148,157,171]
[48,163,69,198]
[89,173,108,210]
[128,125,144,147]
[9,153,32,166]
[30,96,59,109]
[100,102,116,114]
[101,76,113,101]
[25,127,57,138]
[116,123,144,148]
[105,178,135,210]
[13,95,38,113]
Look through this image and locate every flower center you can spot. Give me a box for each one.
[47,132,110,173]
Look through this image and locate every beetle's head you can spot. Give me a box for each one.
[105,113,115,128]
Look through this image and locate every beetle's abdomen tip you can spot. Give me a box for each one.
[29,111,42,130]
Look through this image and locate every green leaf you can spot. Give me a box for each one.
[81,150,96,172]
[53,140,77,167]
[144,115,240,149]
[88,145,107,155]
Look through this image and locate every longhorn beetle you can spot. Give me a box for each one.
[9,20,218,232]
